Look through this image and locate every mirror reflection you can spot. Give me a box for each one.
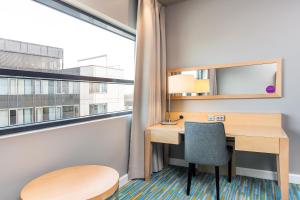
[170,62,279,97]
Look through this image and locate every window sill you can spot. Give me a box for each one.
[0,111,132,139]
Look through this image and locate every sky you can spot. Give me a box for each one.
[0,0,135,80]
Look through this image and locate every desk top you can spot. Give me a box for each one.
[20,165,119,200]
[147,123,288,139]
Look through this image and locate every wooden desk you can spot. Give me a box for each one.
[20,165,119,200]
[144,112,289,200]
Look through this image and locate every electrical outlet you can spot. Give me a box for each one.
[215,115,225,121]
[208,115,215,121]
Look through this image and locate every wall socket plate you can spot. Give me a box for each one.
[215,115,225,121]
[208,115,215,121]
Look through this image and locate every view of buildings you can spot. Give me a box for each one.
[0,38,133,128]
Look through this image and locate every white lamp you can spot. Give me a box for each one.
[194,79,210,94]
[161,74,195,125]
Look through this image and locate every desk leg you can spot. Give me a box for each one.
[278,138,289,200]
[144,130,152,181]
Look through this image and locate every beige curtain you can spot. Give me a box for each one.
[128,0,167,179]
[209,69,218,95]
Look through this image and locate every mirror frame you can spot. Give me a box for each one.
[168,58,282,100]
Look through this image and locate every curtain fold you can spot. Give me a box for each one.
[209,69,218,95]
[128,0,167,179]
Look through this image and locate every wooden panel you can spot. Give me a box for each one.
[278,137,289,200]
[169,112,282,128]
[151,129,180,144]
[235,136,279,154]
[144,130,152,181]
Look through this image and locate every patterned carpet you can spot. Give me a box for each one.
[118,166,300,200]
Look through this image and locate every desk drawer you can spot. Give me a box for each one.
[235,136,279,154]
[151,130,180,144]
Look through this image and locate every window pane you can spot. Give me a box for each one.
[43,107,49,121]
[9,110,16,126]
[100,84,107,94]
[69,82,74,94]
[63,106,74,119]
[24,79,33,94]
[17,109,24,125]
[62,81,69,94]
[74,105,79,117]
[49,107,56,121]
[36,108,43,122]
[0,78,9,95]
[23,108,33,124]
[0,110,9,127]
[48,80,55,95]
[10,79,17,95]
[41,80,48,94]
[35,80,41,94]
[56,107,62,120]
[17,79,24,95]
[56,81,62,94]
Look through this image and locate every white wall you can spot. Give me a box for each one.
[0,116,131,200]
[166,0,300,174]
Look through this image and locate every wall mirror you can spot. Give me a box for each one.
[168,58,282,100]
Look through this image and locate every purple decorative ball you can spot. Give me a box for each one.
[266,85,275,93]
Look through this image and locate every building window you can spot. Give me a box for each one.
[36,107,43,122]
[41,80,48,94]
[17,109,24,125]
[89,103,108,115]
[35,80,41,94]
[74,82,80,94]
[0,78,9,95]
[62,81,69,94]
[18,79,25,95]
[10,79,17,95]
[63,105,75,119]
[49,80,55,95]
[89,83,107,94]
[56,81,62,94]
[24,79,33,95]
[43,107,49,121]
[56,106,62,119]
[23,108,33,124]
[74,105,79,117]
[9,110,17,126]
[0,110,9,127]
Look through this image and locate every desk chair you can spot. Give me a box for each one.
[185,122,233,200]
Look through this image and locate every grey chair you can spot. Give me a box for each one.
[184,121,233,200]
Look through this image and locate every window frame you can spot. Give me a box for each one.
[0,0,135,136]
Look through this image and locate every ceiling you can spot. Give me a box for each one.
[158,0,188,6]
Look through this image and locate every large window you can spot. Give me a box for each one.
[0,0,135,134]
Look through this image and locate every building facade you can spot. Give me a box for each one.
[0,38,131,128]
[0,38,78,128]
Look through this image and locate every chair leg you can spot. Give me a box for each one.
[215,166,220,200]
[228,157,232,183]
[187,163,193,195]
[192,163,196,176]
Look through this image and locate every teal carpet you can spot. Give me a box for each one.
[118,166,300,200]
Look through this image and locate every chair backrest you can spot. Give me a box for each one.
[184,121,229,166]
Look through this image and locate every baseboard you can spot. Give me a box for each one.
[169,158,300,184]
[119,174,129,188]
